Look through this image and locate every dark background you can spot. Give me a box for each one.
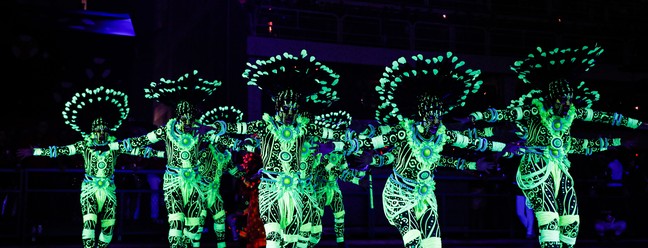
[1,0,648,246]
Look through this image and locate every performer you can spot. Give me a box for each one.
[17,86,164,248]
[99,70,223,247]
[205,49,349,248]
[461,44,646,248]
[196,106,249,248]
[349,52,517,247]
[308,110,366,248]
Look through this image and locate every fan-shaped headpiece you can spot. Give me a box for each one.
[375,52,483,125]
[144,70,222,113]
[314,110,352,130]
[62,86,129,136]
[199,106,244,125]
[242,49,340,112]
[510,44,602,107]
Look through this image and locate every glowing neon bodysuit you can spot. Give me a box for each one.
[465,44,645,247]
[214,113,348,248]
[468,100,639,247]
[31,138,163,247]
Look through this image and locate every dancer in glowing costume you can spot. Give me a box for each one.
[18,86,164,248]
[196,106,250,248]
[206,49,349,248]
[346,52,520,248]
[460,44,647,248]
[305,110,368,248]
[99,70,223,247]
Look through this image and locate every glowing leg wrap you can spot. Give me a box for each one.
[265,222,282,248]
[559,215,579,247]
[82,214,97,248]
[186,216,202,247]
[334,210,345,243]
[294,223,311,248]
[421,237,441,248]
[308,223,322,246]
[168,212,185,247]
[98,218,114,246]
[403,229,422,247]
[536,211,560,248]
[213,210,226,247]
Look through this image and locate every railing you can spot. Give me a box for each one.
[248,3,633,64]
[2,164,644,246]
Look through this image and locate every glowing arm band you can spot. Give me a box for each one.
[371,136,385,149]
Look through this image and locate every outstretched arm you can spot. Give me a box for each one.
[576,108,644,129]
[568,136,623,155]
[18,141,85,159]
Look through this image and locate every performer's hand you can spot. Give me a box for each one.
[358,174,371,191]
[620,137,638,150]
[475,157,496,174]
[453,116,474,126]
[17,148,33,160]
[496,142,525,159]
[350,150,374,169]
[638,122,648,130]
[192,124,216,135]
[314,141,335,155]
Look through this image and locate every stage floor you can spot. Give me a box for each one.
[4,238,647,248]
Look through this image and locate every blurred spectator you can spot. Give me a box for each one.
[594,210,626,241]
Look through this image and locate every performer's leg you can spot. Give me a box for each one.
[212,196,227,248]
[306,191,324,248]
[330,188,346,245]
[524,181,561,248]
[258,184,284,248]
[164,174,187,248]
[97,195,117,248]
[80,185,99,248]
[185,188,206,247]
[557,173,579,248]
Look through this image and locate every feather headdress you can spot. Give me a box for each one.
[199,106,244,125]
[144,70,222,111]
[314,110,352,130]
[375,52,483,125]
[510,44,602,107]
[62,86,129,136]
[242,49,340,113]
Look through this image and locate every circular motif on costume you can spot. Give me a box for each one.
[419,185,429,195]
[549,148,562,159]
[183,170,194,179]
[418,170,431,180]
[181,151,190,160]
[215,153,226,163]
[300,161,307,170]
[397,130,406,140]
[552,119,563,131]
[97,180,105,187]
[283,129,292,138]
[97,161,107,169]
[420,146,433,159]
[279,151,292,162]
[281,176,293,187]
[551,137,563,149]
[182,136,192,145]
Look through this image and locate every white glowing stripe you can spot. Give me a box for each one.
[67,144,77,155]
[371,136,384,149]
